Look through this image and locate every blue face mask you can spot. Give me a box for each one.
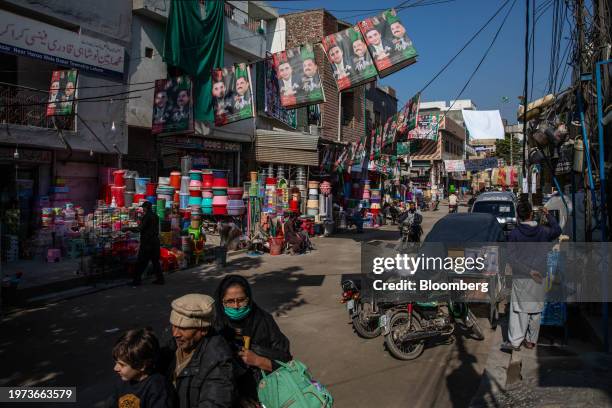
[224,305,251,321]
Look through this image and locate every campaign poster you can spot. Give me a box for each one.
[152,75,194,135]
[271,43,325,109]
[396,92,420,141]
[212,63,255,127]
[258,59,297,128]
[358,9,418,78]
[46,69,78,117]
[382,114,398,151]
[408,114,442,141]
[321,25,377,92]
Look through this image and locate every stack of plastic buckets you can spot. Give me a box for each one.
[135,177,150,205]
[124,172,136,207]
[362,180,371,208]
[227,187,245,215]
[264,177,277,214]
[212,170,228,215]
[111,170,126,207]
[145,181,157,205]
[188,170,203,208]
[307,180,319,216]
[201,170,214,215]
[179,175,190,210]
[370,189,381,220]
[296,166,307,213]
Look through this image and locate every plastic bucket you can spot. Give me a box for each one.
[179,193,190,209]
[189,170,203,181]
[202,189,214,198]
[170,171,181,189]
[113,170,126,187]
[135,178,150,194]
[158,176,170,186]
[146,183,157,196]
[124,176,136,192]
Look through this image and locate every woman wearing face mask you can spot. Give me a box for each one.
[214,275,291,407]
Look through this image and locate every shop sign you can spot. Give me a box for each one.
[0,10,125,77]
[0,147,51,163]
[203,139,241,152]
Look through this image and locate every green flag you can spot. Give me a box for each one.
[163,0,224,122]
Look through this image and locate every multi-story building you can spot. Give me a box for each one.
[282,9,367,146]
[129,0,282,184]
[408,101,467,190]
[0,0,130,238]
[365,83,398,133]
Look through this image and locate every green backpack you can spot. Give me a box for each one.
[257,360,334,408]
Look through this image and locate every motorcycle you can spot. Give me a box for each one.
[340,279,381,339]
[448,204,458,214]
[398,212,423,243]
[379,301,484,360]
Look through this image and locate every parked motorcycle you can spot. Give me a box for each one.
[379,301,484,360]
[340,279,381,339]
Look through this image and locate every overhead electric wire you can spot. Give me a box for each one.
[418,0,512,94]
[442,0,517,117]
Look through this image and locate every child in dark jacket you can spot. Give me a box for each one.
[107,328,174,408]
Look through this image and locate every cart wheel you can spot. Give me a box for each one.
[489,303,498,330]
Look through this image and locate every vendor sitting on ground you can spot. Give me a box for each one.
[283,212,306,255]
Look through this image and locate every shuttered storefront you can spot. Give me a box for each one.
[255,130,319,166]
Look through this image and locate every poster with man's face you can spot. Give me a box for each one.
[408,114,442,141]
[358,9,418,77]
[271,44,325,109]
[46,69,78,117]
[212,63,254,127]
[396,92,420,141]
[152,75,194,135]
[322,26,377,92]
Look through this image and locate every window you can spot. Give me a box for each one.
[342,92,354,126]
[145,47,154,59]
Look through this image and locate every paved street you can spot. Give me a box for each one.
[0,204,497,408]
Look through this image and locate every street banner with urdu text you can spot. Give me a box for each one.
[46,70,78,117]
[152,75,194,135]
[444,160,466,173]
[396,92,420,141]
[464,157,500,171]
[212,63,255,126]
[271,43,325,109]
[408,114,441,140]
[322,26,378,92]
[358,9,418,78]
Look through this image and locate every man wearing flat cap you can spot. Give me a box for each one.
[160,294,235,408]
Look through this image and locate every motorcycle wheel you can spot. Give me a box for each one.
[384,312,425,360]
[352,303,381,339]
[466,309,485,341]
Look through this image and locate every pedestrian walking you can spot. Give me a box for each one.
[107,328,174,408]
[133,201,164,286]
[501,202,562,352]
[159,294,235,408]
[214,275,292,407]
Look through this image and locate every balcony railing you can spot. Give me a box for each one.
[224,2,265,34]
[0,84,74,131]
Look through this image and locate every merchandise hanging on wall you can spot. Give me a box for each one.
[408,114,442,141]
[257,59,297,128]
[396,92,420,141]
[212,63,255,126]
[321,25,378,92]
[271,43,325,109]
[46,69,78,117]
[358,9,418,77]
[152,75,194,135]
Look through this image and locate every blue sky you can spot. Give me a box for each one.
[271,0,574,124]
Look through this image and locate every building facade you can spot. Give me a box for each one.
[0,0,130,240]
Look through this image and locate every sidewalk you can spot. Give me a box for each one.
[470,311,612,407]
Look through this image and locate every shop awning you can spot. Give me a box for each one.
[256,129,319,166]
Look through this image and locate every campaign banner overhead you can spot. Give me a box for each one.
[396,92,420,141]
[0,10,124,77]
[409,114,442,141]
[212,63,255,126]
[322,25,378,92]
[271,43,325,109]
[152,76,194,136]
[358,9,418,78]
[258,59,297,129]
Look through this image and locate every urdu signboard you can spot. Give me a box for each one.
[0,10,125,77]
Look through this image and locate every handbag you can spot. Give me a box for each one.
[257,360,333,408]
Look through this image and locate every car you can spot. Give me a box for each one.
[469,191,517,235]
